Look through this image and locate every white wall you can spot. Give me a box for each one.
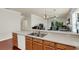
[47,17,67,29]
[0,9,22,34]
[21,14,47,31]
[22,14,68,30]
[31,14,47,30]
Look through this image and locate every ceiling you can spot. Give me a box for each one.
[8,8,70,18]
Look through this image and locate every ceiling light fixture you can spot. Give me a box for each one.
[44,8,49,20]
[44,8,57,20]
[49,8,58,19]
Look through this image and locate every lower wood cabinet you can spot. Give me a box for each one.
[26,36,32,50]
[43,45,55,50]
[12,33,18,47]
[43,40,55,50]
[56,43,76,50]
[32,42,43,50]
[25,36,76,50]
[32,38,43,50]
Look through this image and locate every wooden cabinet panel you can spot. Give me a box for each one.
[25,36,76,50]
[43,40,51,46]
[32,42,43,50]
[12,33,18,47]
[43,40,55,50]
[26,36,33,50]
[55,48,64,50]
[43,40,55,47]
[50,42,55,47]
[32,38,43,50]
[26,39,32,50]
[56,43,76,50]
[33,38,43,43]
[43,45,55,50]
[26,36,32,41]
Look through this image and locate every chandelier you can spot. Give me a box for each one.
[44,8,49,20]
[44,8,57,20]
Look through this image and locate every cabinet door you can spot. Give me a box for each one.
[43,45,55,50]
[12,33,18,47]
[33,42,43,50]
[56,43,76,50]
[26,37,32,50]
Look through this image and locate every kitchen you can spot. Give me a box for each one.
[0,8,79,50]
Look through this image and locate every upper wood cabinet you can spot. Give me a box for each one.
[25,36,33,50]
[12,33,18,47]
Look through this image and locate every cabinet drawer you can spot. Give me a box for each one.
[43,45,55,50]
[56,43,76,50]
[33,42,43,50]
[50,42,55,47]
[43,40,55,47]
[43,40,50,46]
[33,38,43,43]
[26,36,32,41]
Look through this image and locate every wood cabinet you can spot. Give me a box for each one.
[12,33,18,47]
[25,36,32,50]
[32,42,43,50]
[56,43,76,50]
[25,36,76,50]
[43,45,55,50]
[32,38,43,50]
[43,40,55,50]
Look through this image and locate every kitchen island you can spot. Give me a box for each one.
[14,30,79,50]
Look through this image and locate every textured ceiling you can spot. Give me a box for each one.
[8,8,70,18]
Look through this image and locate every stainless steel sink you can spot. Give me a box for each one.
[29,32,47,37]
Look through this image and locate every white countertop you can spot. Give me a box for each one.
[16,30,79,49]
[0,33,12,41]
[31,29,79,35]
[43,33,79,47]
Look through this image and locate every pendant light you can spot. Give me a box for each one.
[48,8,57,19]
[44,8,49,20]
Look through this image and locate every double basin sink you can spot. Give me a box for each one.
[29,32,47,38]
